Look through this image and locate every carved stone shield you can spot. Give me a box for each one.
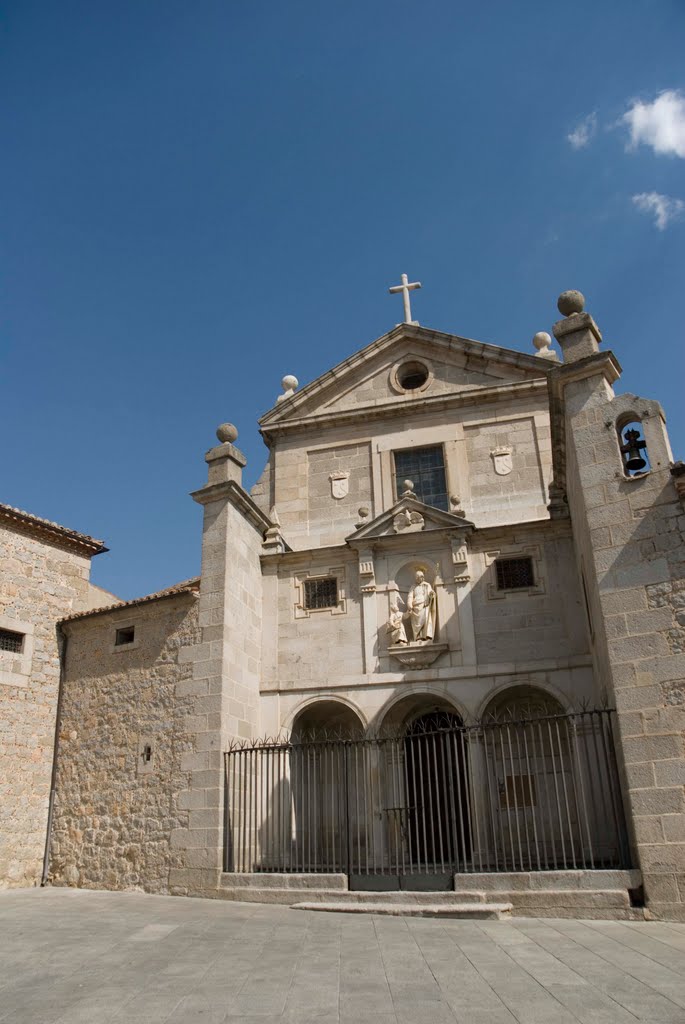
[491,446,513,476]
[329,471,350,499]
[392,510,425,534]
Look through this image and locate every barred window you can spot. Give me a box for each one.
[303,577,338,610]
[115,626,135,646]
[496,556,534,590]
[393,445,448,511]
[0,628,24,654]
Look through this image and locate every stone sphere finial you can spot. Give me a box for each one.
[557,290,585,317]
[402,479,415,497]
[276,374,299,403]
[216,422,238,444]
[533,331,557,360]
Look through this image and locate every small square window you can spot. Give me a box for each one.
[0,628,24,654]
[496,557,534,590]
[115,626,136,646]
[303,577,338,610]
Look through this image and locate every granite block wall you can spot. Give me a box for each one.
[0,522,96,889]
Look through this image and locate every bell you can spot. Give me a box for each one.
[621,428,647,473]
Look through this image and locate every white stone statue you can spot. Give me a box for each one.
[406,569,437,642]
[386,599,408,646]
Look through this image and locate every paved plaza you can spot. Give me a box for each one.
[1,889,685,1023]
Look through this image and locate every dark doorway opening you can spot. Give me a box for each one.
[404,711,471,872]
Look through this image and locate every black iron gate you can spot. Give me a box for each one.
[224,709,631,878]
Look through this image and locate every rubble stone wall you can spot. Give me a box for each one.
[50,594,200,894]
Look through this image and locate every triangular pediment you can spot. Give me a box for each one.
[346,494,475,544]
[260,323,551,432]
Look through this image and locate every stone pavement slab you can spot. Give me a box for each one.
[1,888,685,1024]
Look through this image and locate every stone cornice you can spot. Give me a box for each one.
[259,652,594,692]
[190,479,273,535]
[549,350,621,390]
[259,516,570,568]
[260,543,354,569]
[260,379,548,443]
[469,518,573,546]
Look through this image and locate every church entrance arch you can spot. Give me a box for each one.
[403,710,470,880]
[226,694,630,878]
[342,693,473,891]
[290,700,364,874]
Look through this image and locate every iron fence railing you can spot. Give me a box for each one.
[224,709,631,876]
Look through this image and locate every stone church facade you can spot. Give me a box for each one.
[2,289,684,919]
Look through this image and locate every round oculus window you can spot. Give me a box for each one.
[396,361,430,391]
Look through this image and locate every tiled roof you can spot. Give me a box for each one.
[60,577,201,623]
[0,502,108,555]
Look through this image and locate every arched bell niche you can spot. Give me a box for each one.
[616,414,650,477]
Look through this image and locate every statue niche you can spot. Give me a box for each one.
[385,564,447,668]
[406,569,436,642]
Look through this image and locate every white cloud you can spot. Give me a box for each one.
[622,90,685,158]
[632,191,685,230]
[567,112,597,149]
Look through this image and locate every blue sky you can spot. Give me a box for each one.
[2,0,684,599]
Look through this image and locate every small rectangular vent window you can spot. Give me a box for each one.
[496,557,534,591]
[115,626,135,646]
[303,577,338,610]
[0,628,24,654]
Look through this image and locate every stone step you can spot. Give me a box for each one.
[455,889,631,909]
[218,869,645,917]
[292,901,512,920]
[221,872,347,890]
[217,886,636,916]
[217,887,344,905]
[453,869,642,892]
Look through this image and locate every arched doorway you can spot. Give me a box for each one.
[291,700,364,740]
[290,701,364,872]
[368,694,472,886]
[480,685,575,870]
[404,710,470,874]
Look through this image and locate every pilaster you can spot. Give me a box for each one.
[170,424,269,896]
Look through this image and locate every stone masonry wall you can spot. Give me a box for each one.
[560,359,685,920]
[464,415,551,525]
[0,522,96,889]
[471,530,590,668]
[274,549,363,688]
[307,443,372,547]
[50,594,200,894]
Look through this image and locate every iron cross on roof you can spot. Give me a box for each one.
[388,273,422,324]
